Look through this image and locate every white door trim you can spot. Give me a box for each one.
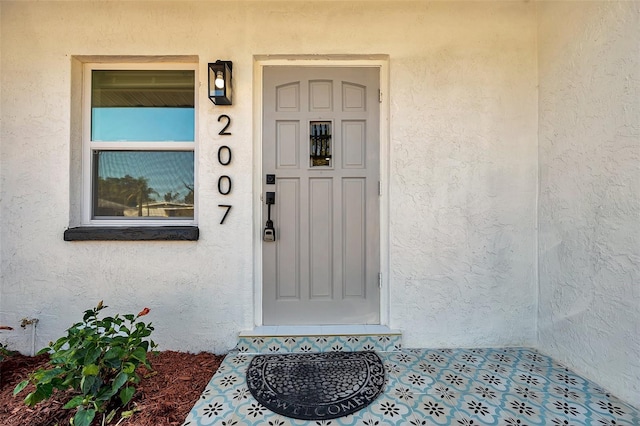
[252,55,391,327]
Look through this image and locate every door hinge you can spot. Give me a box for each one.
[378,273,382,288]
[378,181,382,196]
[378,90,383,103]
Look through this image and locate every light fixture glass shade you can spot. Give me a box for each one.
[208,61,232,105]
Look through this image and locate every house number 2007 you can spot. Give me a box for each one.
[217,114,232,224]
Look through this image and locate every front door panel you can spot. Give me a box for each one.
[263,66,380,325]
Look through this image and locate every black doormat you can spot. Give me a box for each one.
[246,351,386,420]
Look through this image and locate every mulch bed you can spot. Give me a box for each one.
[0,351,224,426]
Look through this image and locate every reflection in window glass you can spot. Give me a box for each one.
[92,108,194,142]
[93,151,194,219]
[91,70,195,142]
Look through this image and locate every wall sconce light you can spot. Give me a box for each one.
[208,60,233,105]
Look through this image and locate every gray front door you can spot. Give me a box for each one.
[262,66,380,325]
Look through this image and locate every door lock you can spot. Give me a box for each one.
[266,174,276,185]
[263,191,276,242]
[263,227,275,242]
[265,191,275,205]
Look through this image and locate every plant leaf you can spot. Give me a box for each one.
[81,375,97,395]
[130,347,147,363]
[105,409,117,424]
[104,357,122,370]
[36,347,51,356]
[120,409,136,419]
[119,386,135,406]
[84,346,102,365]
[74,407,96,426]
[95,385,116,402]
[34,367,64,384]
[63,395,85,409]
[111,371,128,393]
[104,346,124,360]
[13,380,29,396]
[24,383,53,406]
[104,348,124,370]
[62,374,78,388]
[82,310,95,322]
[82,364,100,376]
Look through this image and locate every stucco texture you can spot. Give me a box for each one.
[0,0,636,405]
[537,1,640,406]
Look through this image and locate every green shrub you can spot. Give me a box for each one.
[0,343,16,362]
[0,326,16,362]
[14,302,157,426]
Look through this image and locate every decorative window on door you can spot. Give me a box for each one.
[310,121,332,167]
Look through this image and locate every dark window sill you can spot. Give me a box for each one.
[64,226,199,241]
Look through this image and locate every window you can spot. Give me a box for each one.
[82,64,196,226]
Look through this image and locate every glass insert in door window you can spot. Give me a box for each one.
[310,121,332,167]
[92,151,194,219]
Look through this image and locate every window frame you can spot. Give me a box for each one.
[81,62,198,227]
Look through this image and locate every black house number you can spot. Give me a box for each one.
[217,115,233,224]
[218,114,232,136]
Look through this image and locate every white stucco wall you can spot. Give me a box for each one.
[537,1,640,406]
[389,5,538,348]
[0,1,538,358]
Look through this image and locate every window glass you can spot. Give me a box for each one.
[91,70,195,142]
[93,151,194,219]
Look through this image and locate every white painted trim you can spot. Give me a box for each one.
[379,59,391,327]
[252,61,265,326]
[252,55,391,327]
[239,325,400,337]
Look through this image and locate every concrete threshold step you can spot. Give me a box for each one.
[236,325,402,354]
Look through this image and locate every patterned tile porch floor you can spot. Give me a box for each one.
[183,346,639,426]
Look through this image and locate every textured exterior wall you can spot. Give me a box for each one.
[537,2,640,406]
[389,4,538,348]
[0,2,537,356]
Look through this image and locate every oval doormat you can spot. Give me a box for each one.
[246,351,385,420]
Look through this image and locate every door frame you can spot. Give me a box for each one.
[252,55,390,327]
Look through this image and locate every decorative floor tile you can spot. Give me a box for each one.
[451,408,492,426]
[545,395,596,424]
[454,351,487,368]
[236,331,403,354]
[397,370,435,394]
[422,349,455,368]
[410,393,457,424]
[548,370,592,392]
[367,394,413,423]
[549,384,590,404]
[434,368,473,393]
[474,369,512,392]
[469,384,505,405]
[456,393,502,424]
[497,407,550,426]
[183,346,639,426]
[588,395,640,425]
[359,411,402,426]
[235,337,275,354]
[449,361,479,380]
[501,393,546,424]
[289,336,323,353]
[427,383,463,407]
[593,414,638,426]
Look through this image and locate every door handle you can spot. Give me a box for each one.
[263,192,276,242]
[265,191,275,205]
